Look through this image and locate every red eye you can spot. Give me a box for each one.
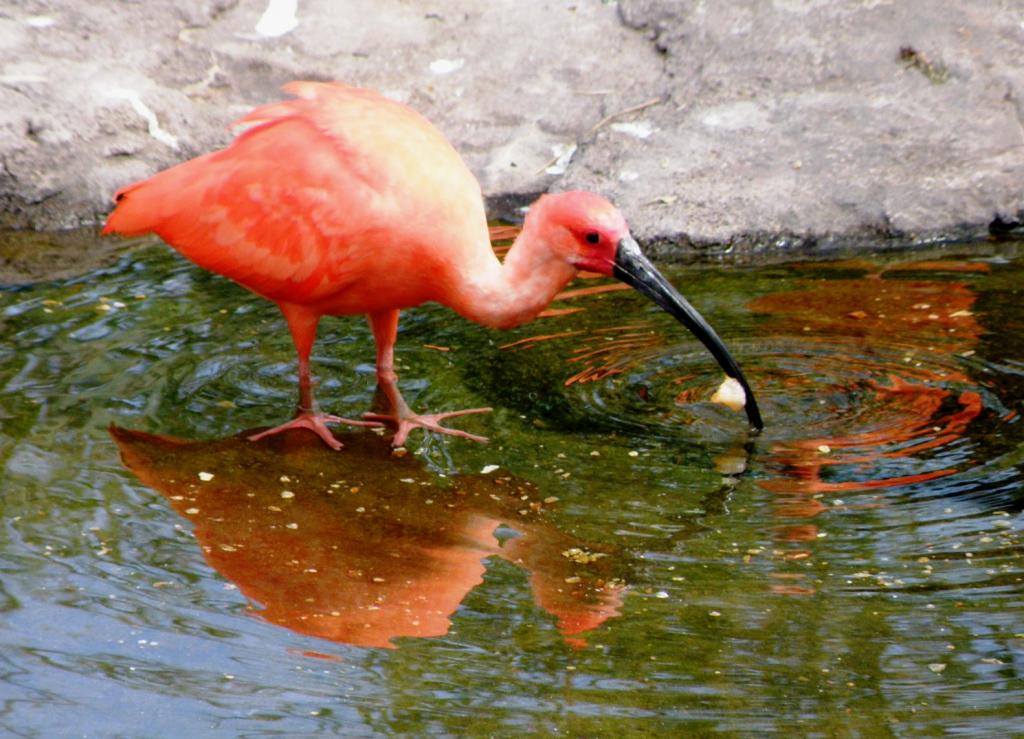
[585,231,600,245]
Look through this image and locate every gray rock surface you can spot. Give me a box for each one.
[1,0,1022,258]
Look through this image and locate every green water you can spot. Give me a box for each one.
[1,238,1022,735]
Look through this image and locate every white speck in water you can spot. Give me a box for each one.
[255,0,298,37]
[429,58,465,75]
[198,471,214,481]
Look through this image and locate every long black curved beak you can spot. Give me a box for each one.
[613,237,764,431]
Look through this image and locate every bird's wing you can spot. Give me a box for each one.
[103,82,486,306]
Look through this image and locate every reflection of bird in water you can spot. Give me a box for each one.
[110,426,624,649]
[750,260,985,497]
[746,259,988,595]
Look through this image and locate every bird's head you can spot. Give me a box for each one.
[526,191,764,432]
[526,191,628,276]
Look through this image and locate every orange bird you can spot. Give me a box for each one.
[103,82,762,448]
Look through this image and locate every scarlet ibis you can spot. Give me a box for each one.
[103,81,762,448]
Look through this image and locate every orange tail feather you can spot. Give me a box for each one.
[101,181,155,236]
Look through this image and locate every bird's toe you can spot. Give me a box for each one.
[363,407,491,445]
[247,412,369,450]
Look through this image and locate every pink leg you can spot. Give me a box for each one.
[248,302,380,450]
[363,310,492,446]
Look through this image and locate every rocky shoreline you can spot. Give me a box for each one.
[2,0,1022,273]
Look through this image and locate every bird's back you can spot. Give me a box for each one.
[103,82,491,313]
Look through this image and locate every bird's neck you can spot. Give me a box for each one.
[446,226,577,330]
